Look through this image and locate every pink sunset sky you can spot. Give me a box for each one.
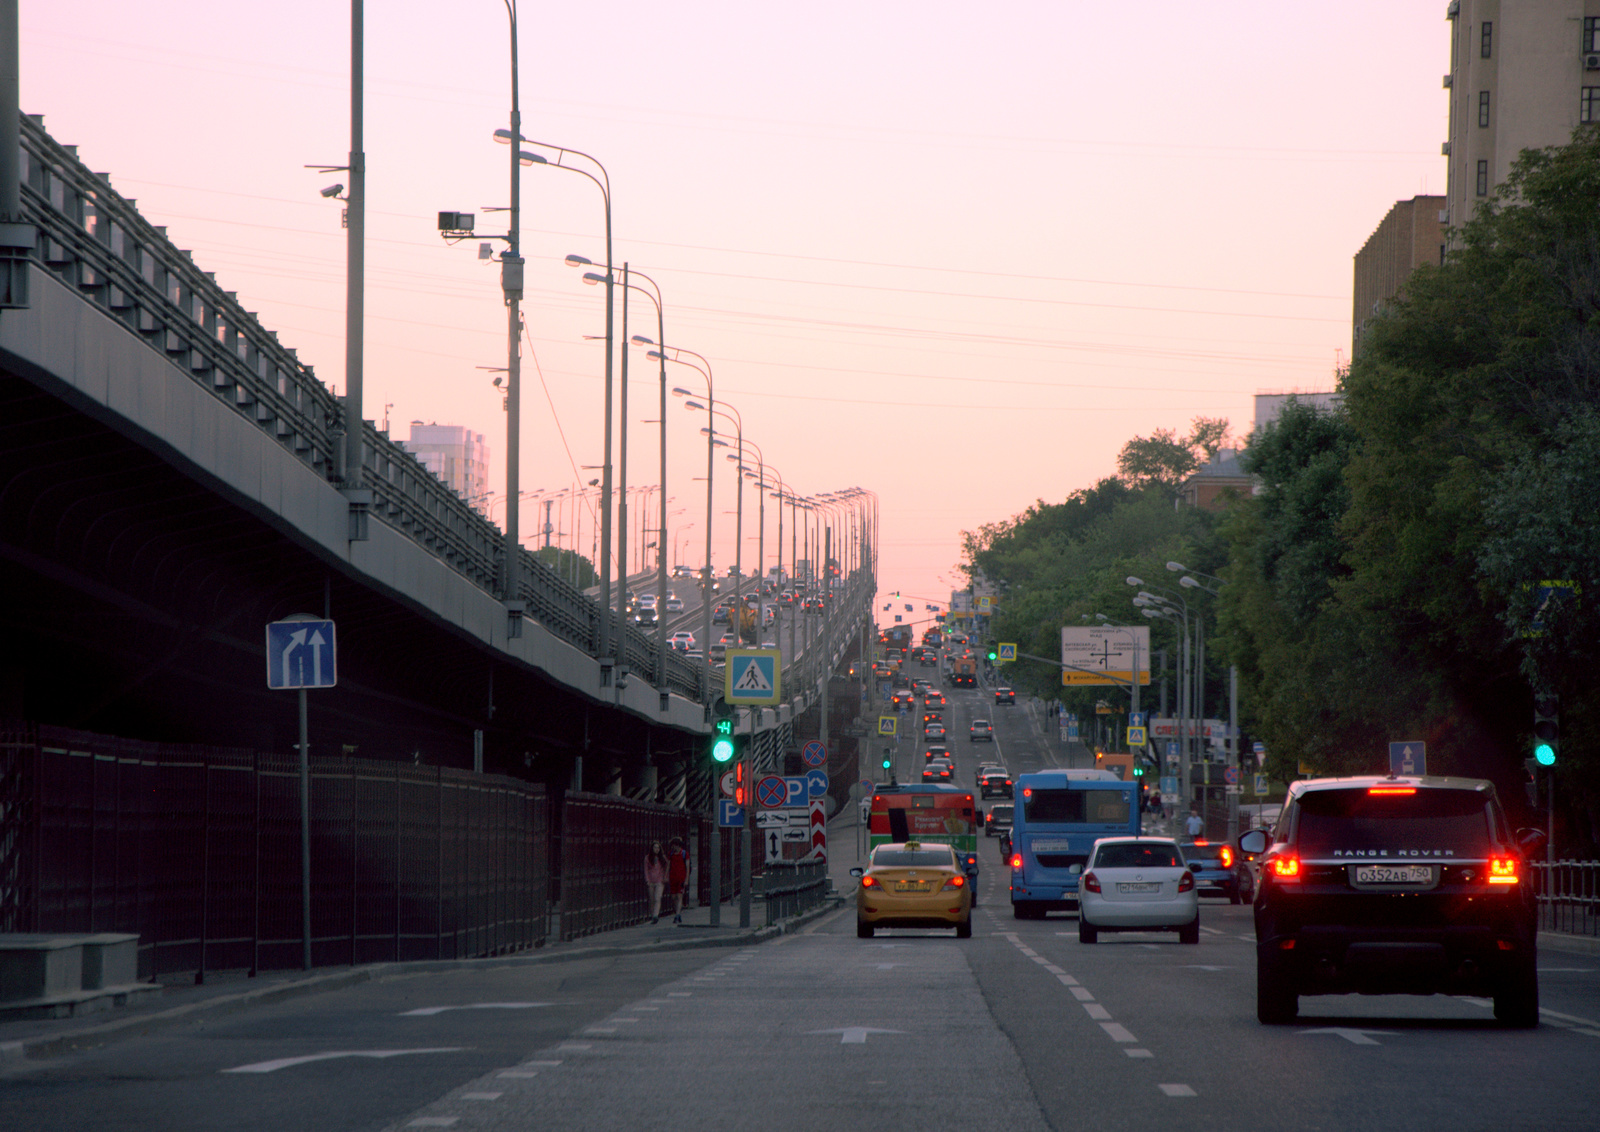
[22,2,1448,608]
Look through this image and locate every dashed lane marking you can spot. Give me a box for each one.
[1084,1004,1112,1020]
[1125,1048,1154,1058]
[1159,1084,1196,1097]
[461,1093,503,1101]
[1101,1023,1137,1042]
[1069,987,1095,1001]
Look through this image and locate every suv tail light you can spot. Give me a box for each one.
[1268,854,1302,881]
[1177,870,1195,893]
[1488,856,1519,884]
[1082,871,1101,893]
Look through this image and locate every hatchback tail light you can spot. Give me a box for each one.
[1082,872,1101,893]
[1177,870,1195,892]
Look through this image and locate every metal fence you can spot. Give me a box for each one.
[1534,860,1600,938]
[759,859,830,926]
[0,724,548,978]
[557,792,694,941]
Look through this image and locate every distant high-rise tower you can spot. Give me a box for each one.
[1445,0,1597,229]
[402,422,489,506]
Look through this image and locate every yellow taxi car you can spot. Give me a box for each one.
[850,840,973,939]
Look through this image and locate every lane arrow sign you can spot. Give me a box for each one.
[282,628,306,687]
[807,1027,906,1045]
[1298,1027,1397,1046]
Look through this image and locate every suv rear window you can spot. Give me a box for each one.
[1294,788,1494,858]
[1024,789,1129,825]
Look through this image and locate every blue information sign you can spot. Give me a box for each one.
[804,768,829,798]
[717,800,745,827]
[265,619,337,689]
[1388,741,1426,776]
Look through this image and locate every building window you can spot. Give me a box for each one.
[1476,160,1489,197]
[1586,17,1600,54]
[1478,90,1490,127]
[1481,21,1492,59]
[1585,88,1600,124]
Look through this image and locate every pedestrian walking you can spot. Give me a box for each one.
[644,840,668,924]
[1185,808,1204,838]
[666,836,689,924]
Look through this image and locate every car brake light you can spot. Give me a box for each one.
[1192,838,1208,846]
[943,875,965,889]
[1010,854,1023,869]
[1082,872,1101,893]
[1269,855,1302,881]
[1488,856,1519,884]
[1368,785,1416,795]
[860,875,878,888]
[1178,870,1195,892]
[1219,846,1234,869]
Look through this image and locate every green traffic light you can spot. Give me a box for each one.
[1534,741,1556,767]
[712,719,736,763]
[881,757,892,770]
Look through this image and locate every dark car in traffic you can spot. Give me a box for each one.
[1179,839,1253,904]
[1243,774,1544,1027]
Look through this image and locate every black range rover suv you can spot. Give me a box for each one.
[1240,775,1545,1027]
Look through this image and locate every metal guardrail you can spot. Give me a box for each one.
[1534,860,1599,938]
[16,114,872,708]
[759,859,830,926]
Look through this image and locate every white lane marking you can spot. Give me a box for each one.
[808,1027,906,1044]
[1159,1084,1197,1097]
[222,1048,464,1074]
[612,1018,640,1024]
[1539,968,1596,973]
[1017,947,1039,957]
[407,1120,458,1128]
[496,1071,539,1079]
[1101,1023,1137,1042]
[1298,1027,1396,1046]
[1069,987,1095,1001]
[585,1027,616,1034]
[522,1060,563,1067]
[1541,1007,1600,1028]
[557,1043,593,1051]
[1177,965,1231,971]
[633,1006,659,1012]
[1199,926,1223,935]
[1084,1004,1112,1020]
[869,963,904,969]
[1042,964,1066,975]
[399,1003,549,1017]
[1055,974,1080,986]
[461,1093,503,1101]
[1125,1048,1154,1058]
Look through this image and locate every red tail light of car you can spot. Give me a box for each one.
[1082,872,1101,893]
[1178,870,1195,892]
[1269,855,1302,881]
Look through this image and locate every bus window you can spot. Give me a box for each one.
[1023,788,1130,825]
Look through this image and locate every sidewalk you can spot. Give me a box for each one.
[0,837,852,1065]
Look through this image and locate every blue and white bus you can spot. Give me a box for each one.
[1008,768,1140,918]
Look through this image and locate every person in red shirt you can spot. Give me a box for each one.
[666,836,689,925]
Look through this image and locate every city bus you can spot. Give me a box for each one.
[1008,768,1140,919]
[868,783,982,891]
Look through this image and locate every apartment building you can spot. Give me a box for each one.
[401,422,490,505]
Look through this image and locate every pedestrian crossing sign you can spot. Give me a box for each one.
[725,648,782,705]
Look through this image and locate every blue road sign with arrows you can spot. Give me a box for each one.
[1388,741,1426,776]
[266,619,337,689]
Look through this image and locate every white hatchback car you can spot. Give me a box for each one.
[1077,836,1199,944]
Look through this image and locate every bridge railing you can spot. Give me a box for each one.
[16,114,870,707]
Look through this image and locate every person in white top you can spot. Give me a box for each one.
[1185,810,1204,838]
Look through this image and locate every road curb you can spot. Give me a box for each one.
[1539,931,1600,956]
[0,896,846,1065]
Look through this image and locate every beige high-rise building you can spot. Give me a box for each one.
[1444,0,1600,229]
[1352,196,1445,356]
[402,422,490,506]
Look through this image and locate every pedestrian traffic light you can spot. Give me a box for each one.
[711,718,736,764]
[1533,694,1559,767]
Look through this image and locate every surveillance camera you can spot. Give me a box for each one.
[320,183,344,198]
[493,376,504,388]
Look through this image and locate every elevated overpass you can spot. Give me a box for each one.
[0,114,875,801]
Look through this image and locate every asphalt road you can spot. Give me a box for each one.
[8,674,1600,1132]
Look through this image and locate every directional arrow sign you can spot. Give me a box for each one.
[807,1027,906,1045]
[266,619,338,689]
[1298,1027,1397,1046]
